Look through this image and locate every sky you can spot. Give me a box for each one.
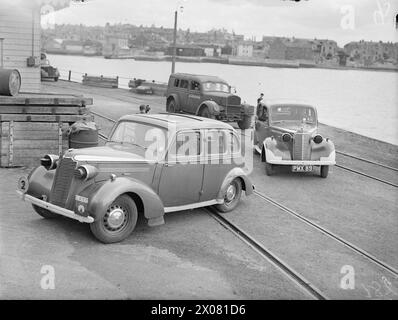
[40,0,398,46]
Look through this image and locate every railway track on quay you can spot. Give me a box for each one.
[91,110,397,299]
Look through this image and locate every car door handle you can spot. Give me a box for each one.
[164,163,176,167]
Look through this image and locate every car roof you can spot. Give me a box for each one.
[262,99,317,109]
[171,73,228,84]
[118,113,235,131]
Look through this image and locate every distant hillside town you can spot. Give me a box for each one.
[41,23,398,70]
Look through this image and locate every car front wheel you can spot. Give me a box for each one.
[320,165,329,178]
[199,107,215,119]
[90,195,138,243]
[237,115,253,130]
[215,178,242,213]
[167,99,176,113]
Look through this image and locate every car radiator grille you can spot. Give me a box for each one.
[293,133,311,160]
[225,105,242,114]
[50,157,77,207]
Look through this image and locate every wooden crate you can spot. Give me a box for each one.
[0,114,93,168]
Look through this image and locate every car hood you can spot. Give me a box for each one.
[272,123,317,134]
[65,144,154,163]
[204,92,241,106]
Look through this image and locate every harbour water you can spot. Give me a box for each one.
[48,54,398,145]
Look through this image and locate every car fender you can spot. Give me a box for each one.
[166,94,180,110]
[26,166,55,200]
[82,177,165,224]
[196,100,222,116]
[262,137,291,161]
[310,138,335,161]
[242,103,255,116]
[217,167,254,199]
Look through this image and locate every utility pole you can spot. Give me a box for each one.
[171,10,178,74]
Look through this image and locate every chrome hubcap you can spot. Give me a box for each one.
[104,205,126,231]
[225,184,237,203]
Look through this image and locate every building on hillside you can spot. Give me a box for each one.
[268,38,314,61]
[344,40,398,65]
[235,42,254,57]
[166,45,204,57]
[312,39,339,59]
[103,33,131,58]
[0,0,70,93]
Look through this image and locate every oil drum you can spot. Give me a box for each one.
[0,68,21,96]
[68,121,99,149]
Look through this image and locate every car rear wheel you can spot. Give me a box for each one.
[90,195,138,243]
[167,99,176,113]
[215,178,242,213]
[199,107,215,119]
[320,165,329,178]
[32,204,58,219]
[54,77,59,82]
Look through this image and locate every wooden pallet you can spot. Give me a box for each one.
[0,92,93,106]
[82,74,119,88]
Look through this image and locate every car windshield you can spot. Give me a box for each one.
[108,121,168,157]
[202,82,230,93]
[270,105,317,124]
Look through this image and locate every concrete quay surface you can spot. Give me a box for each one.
[0,80,397,299]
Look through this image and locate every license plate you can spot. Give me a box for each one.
[292,165,313,172]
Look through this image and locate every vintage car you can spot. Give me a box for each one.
[17,114,254,243]
[165,73,255,130]
[254,100,335,178]
[40,53,60,82]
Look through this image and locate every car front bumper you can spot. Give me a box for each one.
[16,190,94,223]
[266,159,336,166]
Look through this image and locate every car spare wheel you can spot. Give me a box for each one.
[167,99,176,113]
[90,195,138,243]
[215,178,242,212]
[237,115,253,130]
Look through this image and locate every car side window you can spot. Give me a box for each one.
[174,78,180,87]
[206,129,227,155]
[168,131,201,161]
[179,79,189,89]
[190,81,200,91]
[229,132,240,154]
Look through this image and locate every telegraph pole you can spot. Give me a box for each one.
[171,10,178,74]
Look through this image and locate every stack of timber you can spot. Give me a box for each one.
[82,74,119,88]
[0,93,93,167]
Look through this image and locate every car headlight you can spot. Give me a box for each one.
[313,134,323,144]
[40,154,59,170]
[74,165,99,181]
[282,133,292,142]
